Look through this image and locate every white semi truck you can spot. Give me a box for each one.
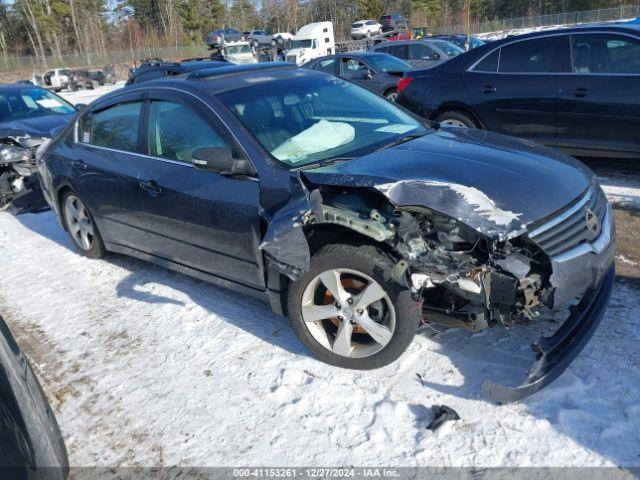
[285,22,335,66]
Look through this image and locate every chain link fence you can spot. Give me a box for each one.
[0,45,211,79]
[434,4,640,36]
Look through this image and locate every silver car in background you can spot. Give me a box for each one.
[371,39,464,69]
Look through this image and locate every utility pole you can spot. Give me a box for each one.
[465,0,471,51]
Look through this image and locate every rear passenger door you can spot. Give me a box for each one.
[557,32,640,156]
[137,89,264,289]
[72,91,149,250]
[464,35,565,144]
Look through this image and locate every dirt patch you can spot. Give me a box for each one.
[613,206,640,281]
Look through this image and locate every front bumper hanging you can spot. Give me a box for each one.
[482,265,615,404]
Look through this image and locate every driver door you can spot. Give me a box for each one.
[137,89,264,289]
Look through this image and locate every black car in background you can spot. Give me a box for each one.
[380,13,409,32]
[397,24,640,159]
[39,63,615,401]
[1,85,77,207]
[125,59,228,85]
[0,313,68,477]
[302,52,411,101]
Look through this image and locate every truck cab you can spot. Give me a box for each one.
[285,22,335,66]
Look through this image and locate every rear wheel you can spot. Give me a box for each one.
[434,110,478,128]
[62,192,106,259]
[287,244,419,369]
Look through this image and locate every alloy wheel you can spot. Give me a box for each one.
[64,195,95,251]
[300,268,396,358]
[386,91,398,102]
[439,118,467,127]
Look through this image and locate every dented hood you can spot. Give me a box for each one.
[0,114,75,144]
[302,127,592,240]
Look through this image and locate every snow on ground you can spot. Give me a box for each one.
[60,83,124,106]
[597,171,640,209]
[1,195,640,467]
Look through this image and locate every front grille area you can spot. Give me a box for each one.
[529,186,607,258]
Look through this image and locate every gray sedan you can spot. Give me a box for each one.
[302,52,412,101]
[371,39,464,69]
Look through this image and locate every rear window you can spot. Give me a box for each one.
[472,49,499,72]
[499,36,561,73]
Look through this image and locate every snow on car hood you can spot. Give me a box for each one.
[302,127,593,240]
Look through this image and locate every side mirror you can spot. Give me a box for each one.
[362,68,374,79]
[192,146,255,177]
[75,103,88,111]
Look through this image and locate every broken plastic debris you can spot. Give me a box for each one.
[426,405,460,432]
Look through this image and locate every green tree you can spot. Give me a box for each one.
[230,0,259,30]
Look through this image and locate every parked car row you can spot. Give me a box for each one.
[23,66,117,92]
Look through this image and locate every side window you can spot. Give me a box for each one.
[409,43,437,60]
[78,101,142,152]
[366,20,377,25]
[571,33,640,74]
[147,100,229,163]
[472,49,499,72]
[316,58,336,73]
[388,44,408,59]
[341,58,367,78]
[499,36,560,73]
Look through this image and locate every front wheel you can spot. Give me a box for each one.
[62,191,106,258]
[287,244,419,369]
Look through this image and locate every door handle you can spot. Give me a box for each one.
[139,179,162,197]
[71,160,87,170]
[481,84,496,94]
[573,88,588,98]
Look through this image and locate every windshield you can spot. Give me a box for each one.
[431,40,464,57]
[217,74,429,169]
[225,44,252,55]
[367,54,411,72]
[292,39,313,49]
[0,88,75,123]
[470,37,486,49]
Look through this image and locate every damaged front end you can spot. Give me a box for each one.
[0,134,48,207]
[261,174,615,403]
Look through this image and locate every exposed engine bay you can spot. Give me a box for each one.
[0,135,47,207]
[310,187,554,333]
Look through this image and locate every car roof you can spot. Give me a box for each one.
[0,83,47,93]
[117,63,302,99]
[418,23,640,73]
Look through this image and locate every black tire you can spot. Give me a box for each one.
[385,88,398,102]
[61,191,107,259]
[434,110,478,128]
[287,243,420,370]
